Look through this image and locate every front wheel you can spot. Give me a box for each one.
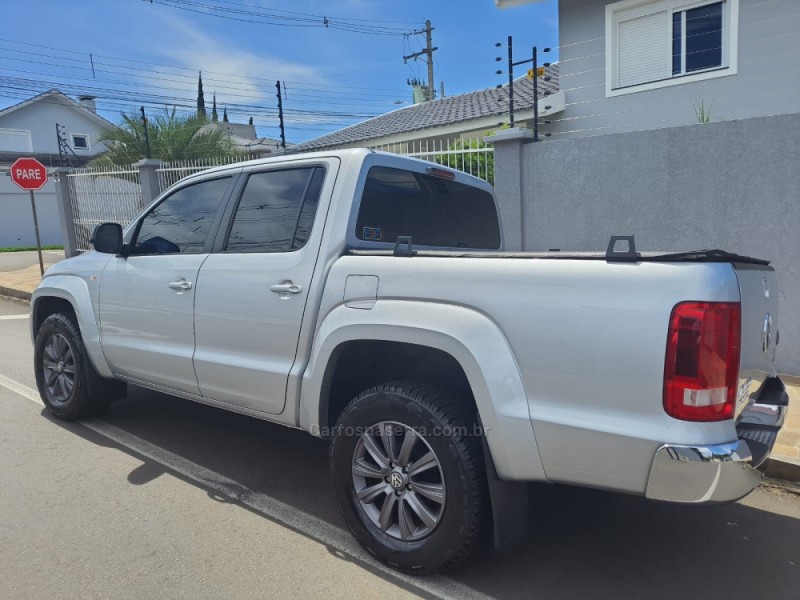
[330,381,490,574]
[34,312,120,420]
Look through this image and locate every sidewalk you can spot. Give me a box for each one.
[0,250,63,301]
[0,263,798,481]
[0,264,47,301]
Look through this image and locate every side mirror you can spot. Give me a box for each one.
[93,223,123,254]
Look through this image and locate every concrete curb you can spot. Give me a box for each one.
[0,285,32,303]
[765,456,800,483]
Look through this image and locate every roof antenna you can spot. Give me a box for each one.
[89,54,95,78]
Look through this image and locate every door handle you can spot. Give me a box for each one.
[168,278,193,292]
[270,280,303,299]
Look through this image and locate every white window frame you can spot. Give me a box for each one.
[605,0,738,98]
[70,133,91,151]
[0,128,33,152]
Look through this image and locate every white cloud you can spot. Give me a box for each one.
[141,14,325,110]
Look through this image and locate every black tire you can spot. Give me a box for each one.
[330,381,490,575]
[34,312,124,420]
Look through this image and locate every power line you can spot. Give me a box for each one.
[203,0,423,26]
[0,37,409,96]
[144,0,416,36]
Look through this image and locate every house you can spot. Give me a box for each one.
[495,0,799,139]
[0,89,112,247]
[202,121,288,156]
[0,89,114,167]
[292,69,563,153]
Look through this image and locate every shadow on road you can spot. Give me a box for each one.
[44,386,800,599]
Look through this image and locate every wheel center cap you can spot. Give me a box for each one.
[389,470,405,490]
[56,361,65,374]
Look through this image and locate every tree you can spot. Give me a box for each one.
[92,107,242,167]
[197,71,206,117]
[248,116,253,125]
[434,136,494,184]
[211,94,218,122]
[223,107,229,123]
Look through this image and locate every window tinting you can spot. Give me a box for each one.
[685,2,723,73]
[225,167,322,253]
[356,166,500,249]
[292,167,324,250]
[134,177,230,255]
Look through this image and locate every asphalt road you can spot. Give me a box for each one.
[0,249,64,272]
[1,295,798,599]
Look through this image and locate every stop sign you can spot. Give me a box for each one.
[9,157,48,191]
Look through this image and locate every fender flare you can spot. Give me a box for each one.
[300,300,546,481]
[31,276,114,378]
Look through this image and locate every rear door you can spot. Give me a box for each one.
[99,175,234,394]
[192,162,332,414]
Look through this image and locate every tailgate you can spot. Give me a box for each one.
[734,264,780,416]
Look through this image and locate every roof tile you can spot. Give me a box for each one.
[294,65,559,150]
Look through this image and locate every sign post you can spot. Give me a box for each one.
[9,157,49,276]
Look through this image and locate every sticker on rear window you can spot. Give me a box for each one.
[362,226,383,241]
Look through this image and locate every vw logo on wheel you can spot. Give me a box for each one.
[390,472,404,489]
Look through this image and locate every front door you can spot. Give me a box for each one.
[98,175,234,395]
[193,165,328,414]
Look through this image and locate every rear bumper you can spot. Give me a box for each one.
[645,377,787,504]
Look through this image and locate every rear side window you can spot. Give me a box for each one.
[355,166,500,249]
[225,167,324,253]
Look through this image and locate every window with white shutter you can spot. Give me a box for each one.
[606,0,738,97]
[0,129,33,153]
[617,11,671,87]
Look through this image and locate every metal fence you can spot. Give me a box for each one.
[369,136,494,183]
[156,155,261,193]
[66,166,142,252]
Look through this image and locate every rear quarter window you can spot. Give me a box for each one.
[355,166,501,249]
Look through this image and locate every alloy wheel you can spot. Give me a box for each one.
[42,333,76,405]
[352,421,446,541]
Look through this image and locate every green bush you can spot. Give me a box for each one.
[434,137,494,184]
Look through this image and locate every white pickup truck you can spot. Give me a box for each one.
[31,149,787,574]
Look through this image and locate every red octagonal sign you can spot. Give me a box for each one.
[10,157,48,191]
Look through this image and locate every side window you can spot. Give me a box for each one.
[224,167,324,253]
[133,177,231,255]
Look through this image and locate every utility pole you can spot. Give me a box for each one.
[275,81,286,149]
[403,20,438,101]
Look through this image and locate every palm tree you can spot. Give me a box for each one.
[92,108,243,167]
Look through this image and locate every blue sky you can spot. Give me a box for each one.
[0,0,558,143]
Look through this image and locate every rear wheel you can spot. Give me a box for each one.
[330,381,489,574]
[34,312,123,420]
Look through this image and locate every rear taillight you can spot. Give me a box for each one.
[663,302,741,422]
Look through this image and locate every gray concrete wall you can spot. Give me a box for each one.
[0,177,62,247]
[548,0,800,140]
[492,113,799,374]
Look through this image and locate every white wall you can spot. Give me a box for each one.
[0,176,62,247]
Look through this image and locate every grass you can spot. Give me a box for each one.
[0,245,63,253]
